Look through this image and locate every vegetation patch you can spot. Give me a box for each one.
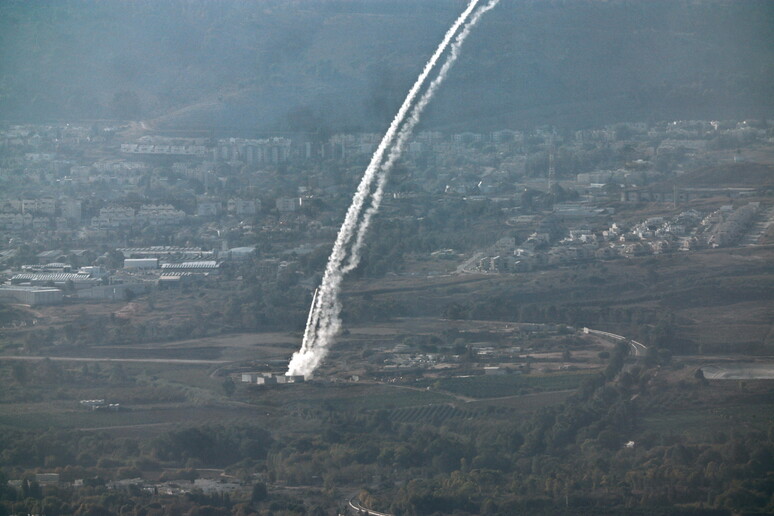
[423,371,596,399]
[298,384,454,412]
[388,404,466,424]
[642,402,774,439]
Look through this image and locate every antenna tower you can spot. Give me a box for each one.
[547,138,556,190]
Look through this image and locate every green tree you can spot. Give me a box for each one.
[222,377,236,397]
[443,302,468,320]
[11,362,28,385]
[250,482,267,504]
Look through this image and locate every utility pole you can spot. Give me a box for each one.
[548,136,556,191]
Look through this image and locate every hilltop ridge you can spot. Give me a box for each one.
[1,0,772,132]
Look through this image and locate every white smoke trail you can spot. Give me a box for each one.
[287,0,499,377]
[288,0,482,376]
[287,0,482,377]
[343,0,501,275]
[303,288,318,338]
[296,0,482,354]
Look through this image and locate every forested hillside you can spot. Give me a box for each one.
[0,0,772,132]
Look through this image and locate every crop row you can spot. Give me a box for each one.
[434,372,595,399]
[389,403,465,424]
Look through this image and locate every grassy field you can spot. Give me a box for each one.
[467,389,576,411]
[0,403,267,431]
[153,365,222,390]
[420,371,597,399]
[243,382,455,413]
[641,401,774,440]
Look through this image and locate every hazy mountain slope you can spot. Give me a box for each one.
[0,0,771,132]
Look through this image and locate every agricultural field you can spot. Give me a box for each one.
[418,371,598,399]
[0,403,261,431]
[637,375,774,440]
[641,402,774,440]
[240,382,455,414]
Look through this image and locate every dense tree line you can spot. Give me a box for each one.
[152,426,272,468]
[1,347,773,514]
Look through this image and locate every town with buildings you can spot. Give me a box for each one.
[1,118,771,307]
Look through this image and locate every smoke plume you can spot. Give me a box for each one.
[344,0,501,275]
[287,0,499,378]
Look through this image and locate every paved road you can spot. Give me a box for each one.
[81,422,175,432]
[583,328,647,357]
[628,339,648,357]
[347,493,393,516]
[700,363,774,380]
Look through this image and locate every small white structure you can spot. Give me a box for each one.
[276,375,305,384]
[250,373,305,385]
[484,366,506,376]
[80,399,106,410]
[35,473,60,486]
[256,376,276,385]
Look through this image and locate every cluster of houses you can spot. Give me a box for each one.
[121,135,292,165]
[1,118,770,310]
[6,472,243,497]
[91,204,186,229]
[475,202,761,273]
[704,203,760,248]
[106,477,243,496]
[383,344,442,371]
[79,399,120,411]
[0,197,83,231]
[0,243,246,305]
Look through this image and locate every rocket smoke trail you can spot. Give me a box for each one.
[287,0,499,377]
[344,0,501,275]
[289,0,482,375]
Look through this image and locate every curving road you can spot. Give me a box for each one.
[700,363,774,380]
[347,495,393,516]
[583,328,647,357]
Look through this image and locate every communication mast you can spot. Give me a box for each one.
[547,137,556,190]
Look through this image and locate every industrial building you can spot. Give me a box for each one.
[275,374,305,384]
[117,246,214,260]
[157,272,195,289]
[0,286,63,306]
[224,246,255,261]
[10,271,103,289]
[124,258,159,269]
[160,261,221,275]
